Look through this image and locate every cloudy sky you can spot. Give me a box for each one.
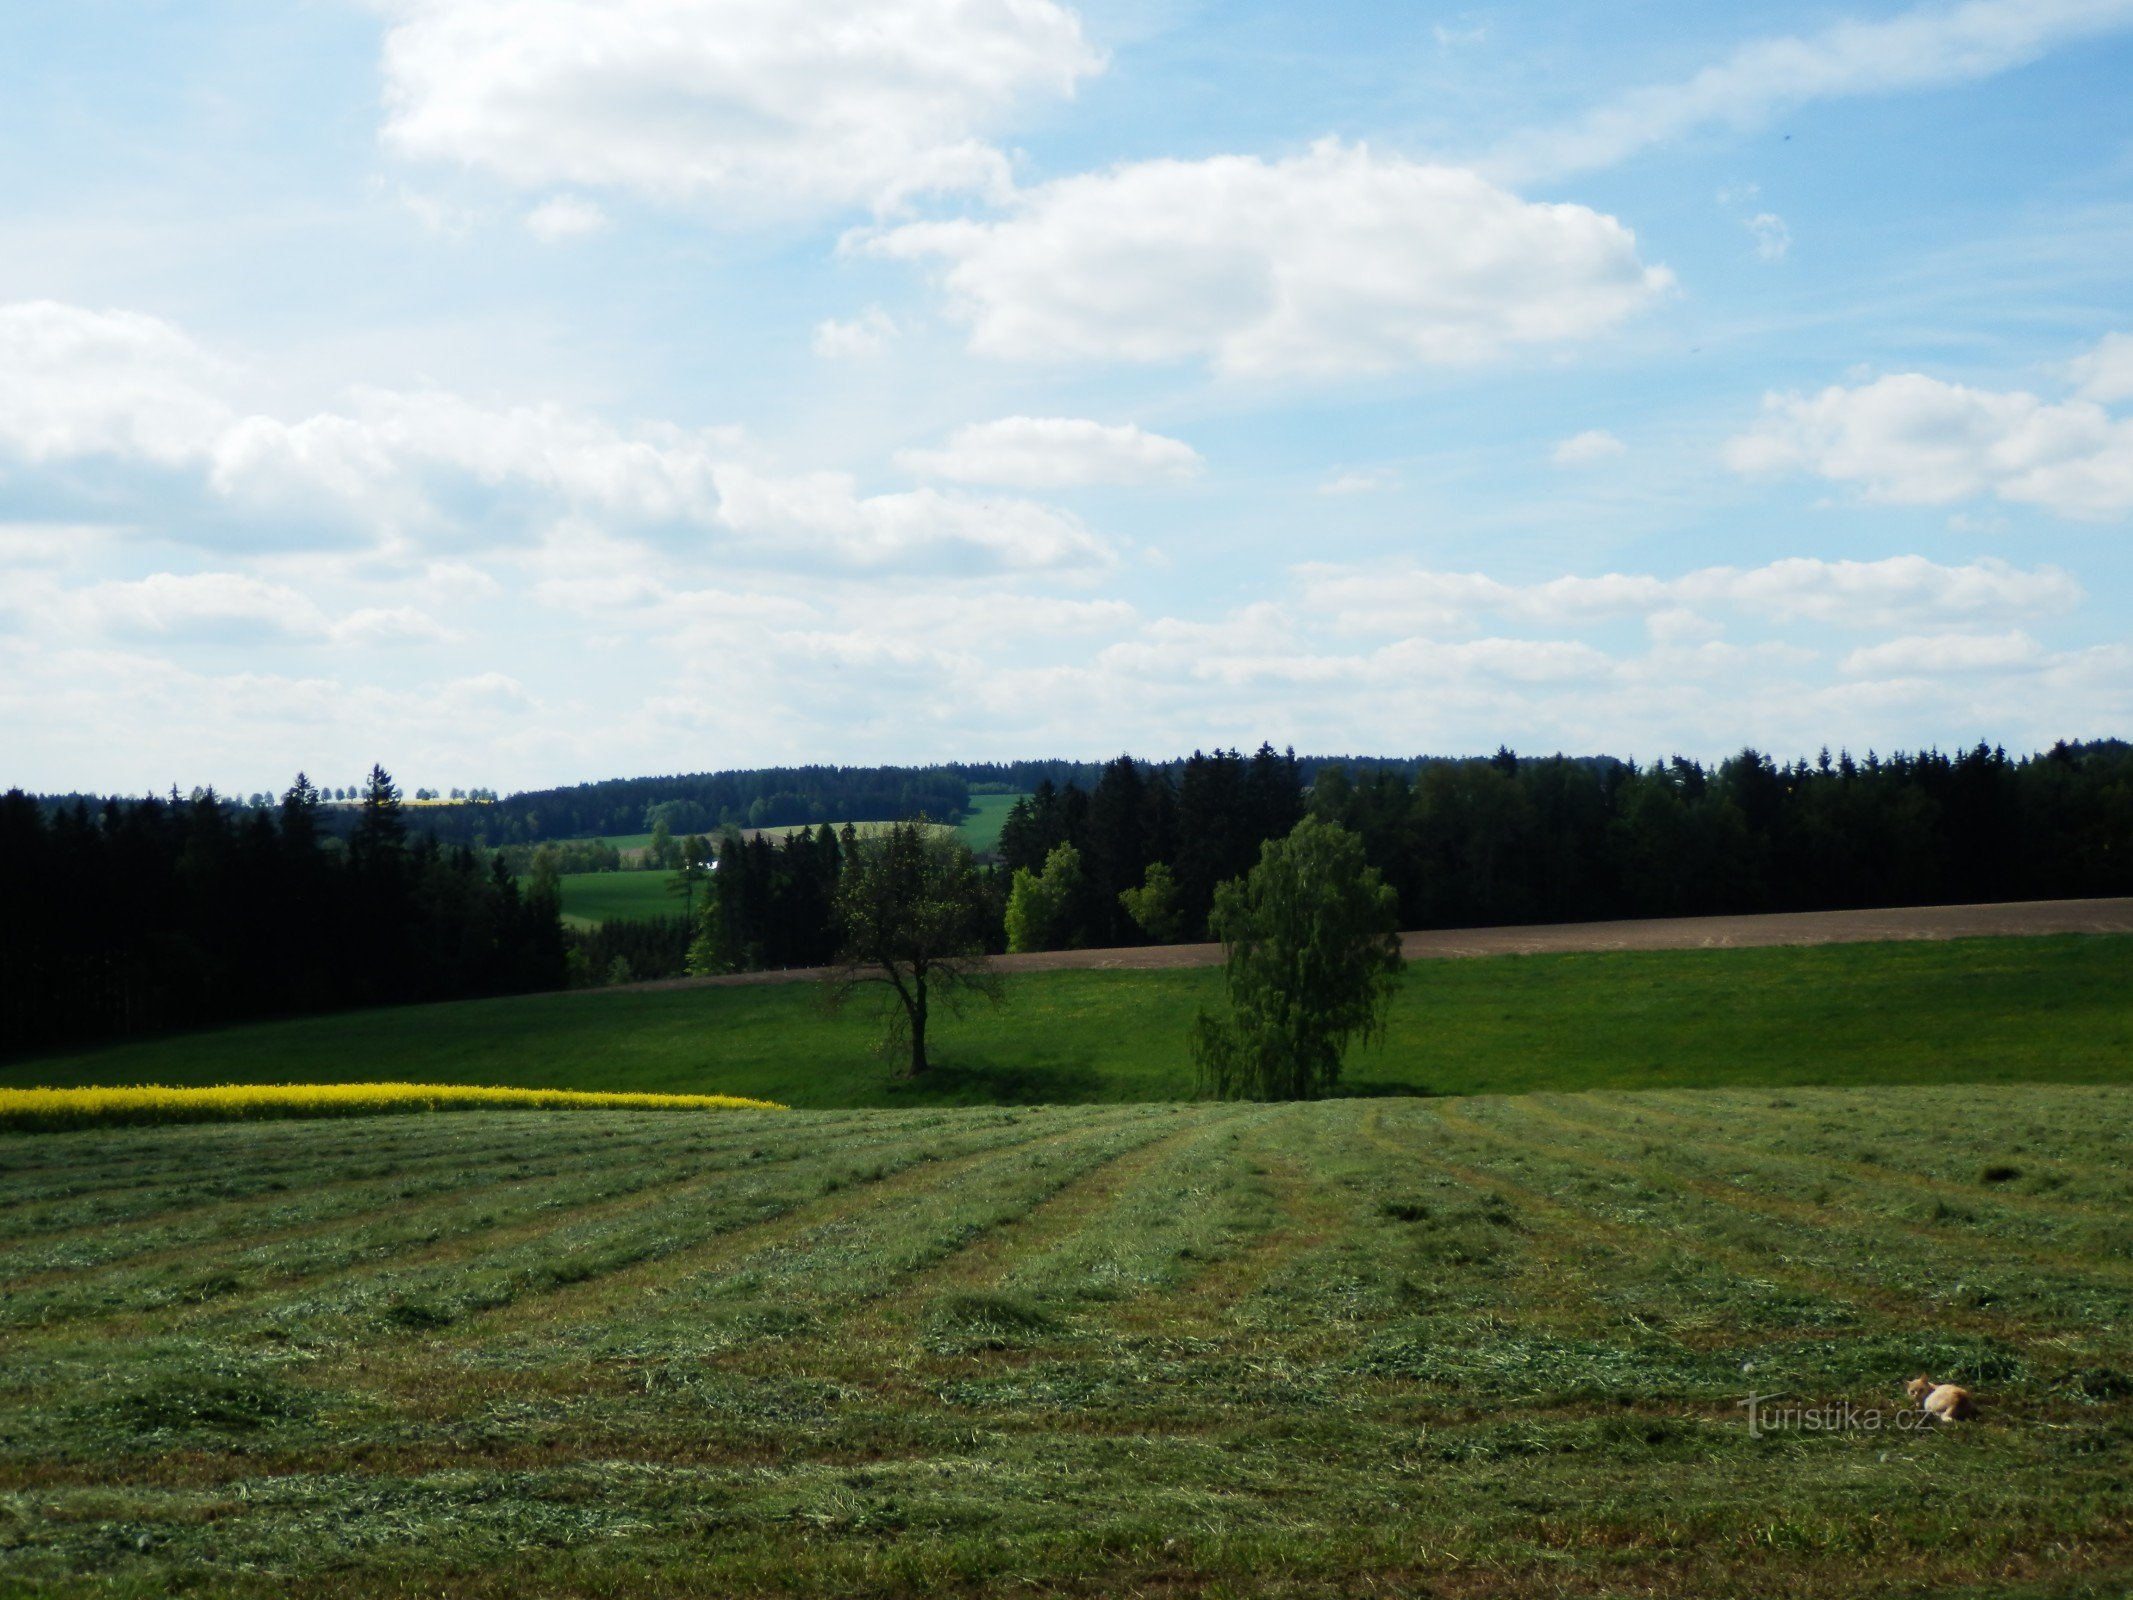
[3,0,2131,796]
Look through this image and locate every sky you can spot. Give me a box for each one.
[2,0,2131,798]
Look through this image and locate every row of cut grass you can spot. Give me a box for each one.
[0,1089,2126,1597]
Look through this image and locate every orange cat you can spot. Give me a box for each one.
[1906,1375,1977,1421]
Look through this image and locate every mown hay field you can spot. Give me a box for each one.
[3,1086,2129,1598]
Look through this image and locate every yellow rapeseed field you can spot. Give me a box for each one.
[0,1082,784,1131]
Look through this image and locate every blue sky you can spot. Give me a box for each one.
[3,0,2130,796]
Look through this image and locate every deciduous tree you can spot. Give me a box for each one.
[1192,817,1402,1101]
[1004,841,1085,952]
[827,820,1001,1077]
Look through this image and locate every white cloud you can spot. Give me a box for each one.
[709,465,1114,572]
[54,572,456,649]
[70,572,330,643]
[0,301,233,466]
[1727,370,2133,518]
[0,300,1117,577]
[896,416,1202,487]
[523,194,609,242]
[1493,0,2133,181]
[1840,630,2044,675]
[1297,554,2080,635]
[331,606,462,647]
[2067,330,2133,402]
[0,523,115,568]
[1318,469,1399,496]
[861,139,1673,378]
[376,0,1103,215]
[1746,212,1791,260]
[1551,428,1627,466]
[206,389,732,534]
[812,307,898,360]
[0,303,742,542]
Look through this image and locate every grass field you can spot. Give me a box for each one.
[552,870,692,929]
[8,934,2130,1109]
[541,799,1028,926]
[2,1085,2127,1597]
[954,792,1024,858]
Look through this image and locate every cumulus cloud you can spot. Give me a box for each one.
[710,464,1113,572]
[896,417,1202,488]
[2068,330,2133,402]
[70,572,331,643]
[860,140,1673,378]
[1727,368,2133,519]
[56,572,456,648]
[523,194,609,242]
[1492,0,2133,181]
[204,389,731,533]
[0,300,1116,574]
[812,307,898,360]
[1552,429,1627,466]
[1840,630,2044,675]
[0,303,739,540]
[1297,554,2080,635]
[375,0,1103,214]
[0,301,234,465]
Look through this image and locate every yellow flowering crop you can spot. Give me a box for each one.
[0,1082,783,1131]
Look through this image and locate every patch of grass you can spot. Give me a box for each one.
[550,870,691,928]
[0,1089,2127,1597]
[953,791,1026,858]
[10,934,2131,1110]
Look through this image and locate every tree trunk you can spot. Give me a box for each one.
[905,972,929,1077]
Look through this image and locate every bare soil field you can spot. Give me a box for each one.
[642,896,2133,990]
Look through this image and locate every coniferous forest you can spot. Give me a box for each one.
[0,769,564,1056]
[688,739,2133,974]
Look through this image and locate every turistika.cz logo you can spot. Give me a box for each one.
[1738,1392,1945,1438]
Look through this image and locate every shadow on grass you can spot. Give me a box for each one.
[881,1054,1116,1106]
[1333,1079,1438,1099]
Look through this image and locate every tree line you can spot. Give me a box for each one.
[1305,740,2133,928]
[0,769,565,1056]
[399,765,972,848]
[9,738,2128,1050]
[1000,740,2133,948]
[676,739,2133,978]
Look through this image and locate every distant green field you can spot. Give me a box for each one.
[542,797,1024,875]
[4,1084,2128,1596]
[552,870,692,928]
[12,935,2130,1110]
[954,790,1025,857]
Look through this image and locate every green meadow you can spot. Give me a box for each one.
[9,935,2129,1109]
[552,869,692,928]
[953,791,1024,857]
[542,797,1026,931]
